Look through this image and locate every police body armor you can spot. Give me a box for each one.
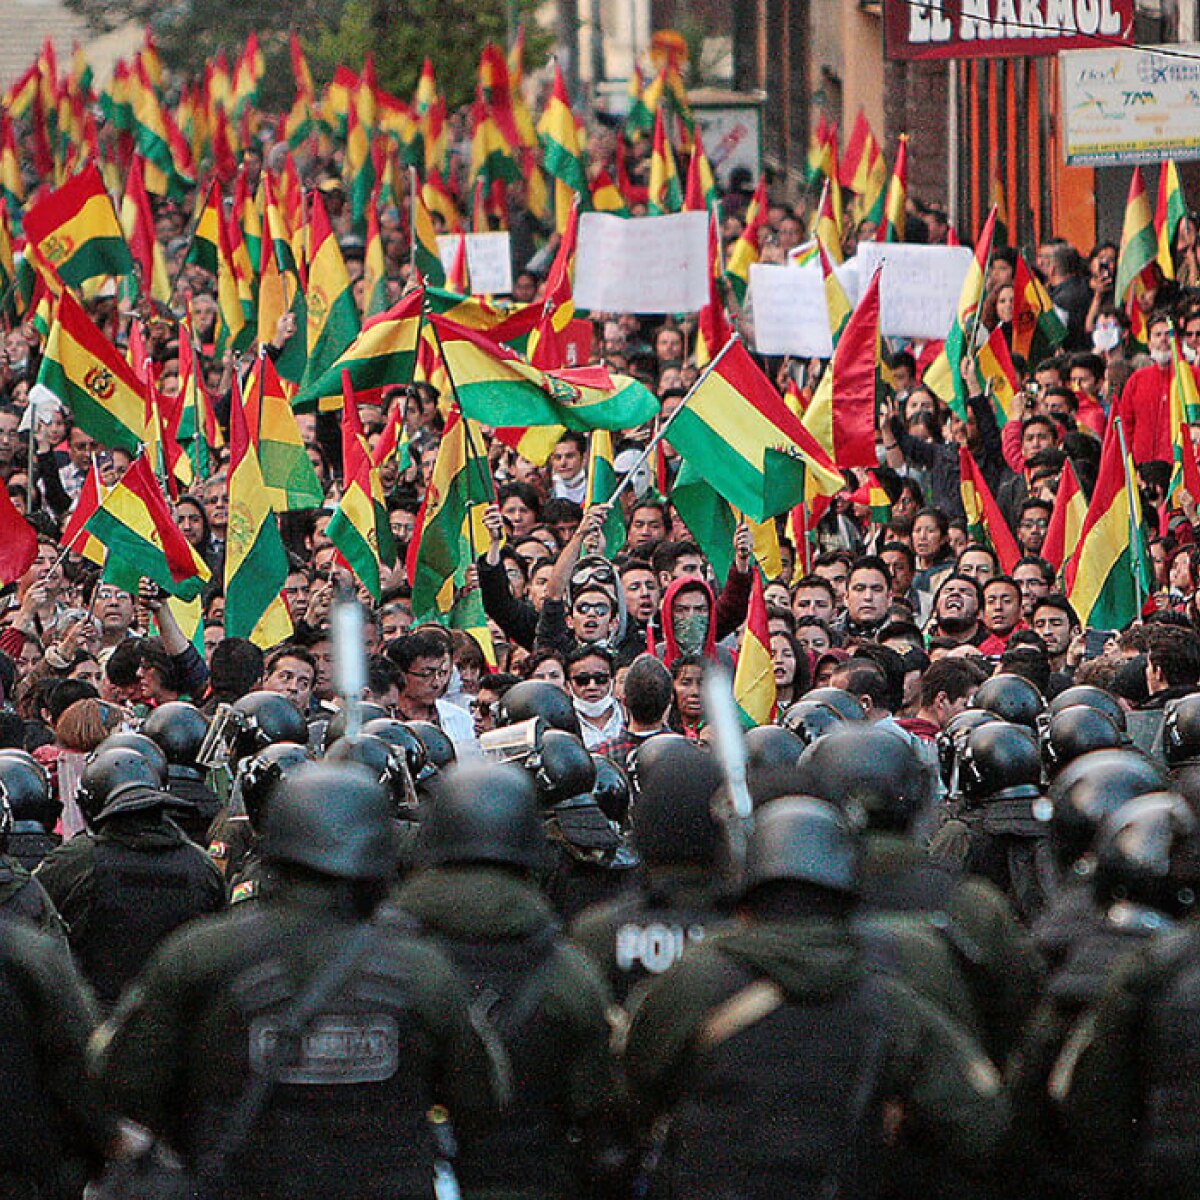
[658,955,891,1200]
[543,797,639,920]
[165,765,223,845]
[8,824,58,873]
[77,821,222,1008]
[189,941,445,1200]
[0,857,62,937]
[961,800,1057,924]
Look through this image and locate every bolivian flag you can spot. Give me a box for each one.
[977,324,1019,428]
[1042,457,1087,575]
[1011,253,1065,364]
[875,134,908,243]
[244,350,324,512]
[23,163,133,291]
[695,208,731,368]
[328,372,396,602]
[411,177,447,288]
[840,110,887,225]
[648,105,682,215]
[1066,420,1152,631]
[733,571,776,728]
[1157,161,1187,280]
[725,177,768,304]
[586,429,626,558]
[1115,167,1158,313]
[363,192,390,318]
[32,290,149,452]
[293,290,424,413]
[538,64,590,231]
[224,377,292,648]
[429,312,659,432]
[185,177,222,277]
[959,446,1020,573]
[60,457,107,565]
[85,454,211,600]
[1170,337,1200,503]
[302,191,362,388]
[668,338,842,523]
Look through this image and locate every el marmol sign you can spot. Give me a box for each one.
[884,0,1134,60]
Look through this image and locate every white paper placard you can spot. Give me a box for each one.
[436,232,513,295]
[748,260,857,358]
[573,211,710,314]
[853,243,973,340]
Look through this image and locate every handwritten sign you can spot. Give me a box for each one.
[749,262,854,358]
[436,232,513,295]
[854,243,973,341]
[574,212,710,314]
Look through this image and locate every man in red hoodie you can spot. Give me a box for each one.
[1118,311,1197,464]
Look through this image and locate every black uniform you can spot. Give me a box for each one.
[163,765,222,845]
[542,798,639,920]
[0,857,64,940]
[7,821,59,873]
[35,793,226,1009]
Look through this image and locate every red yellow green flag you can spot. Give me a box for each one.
[817,237,852,345]
[1042,456,1087,575]
[1115,167,1158,317]
[328,371,397,602]
[724,177,769,304]
[224,375,292,648]
[244,349,324,512]
[977,324,1019,427]
[1170,334,1200,503]
[733,570,776,728]
[648,104,683,215]
[1156,160,1188,281]
[302,190,362,389]
[959,446,1020,573]
[840,110,887,225]
[60,457,107,565]
[684,127,718,212]
[1011,253,1066,365]
[119,155,170,303]
[528,199,578,370]
[876,134,908,243]
[410,170,447,288]
[538,63,590,232]
[696,208,732,368]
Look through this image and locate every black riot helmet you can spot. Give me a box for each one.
[362,718,428,782]
[780,700,844,746]
[95,732,168,785]
[325,734,410,808]
[1094,792,1200,916]
[1047,749,1170,870]
[1043,706,1126,777]
[745,725,805,774]
[405,721,456,780]
[261,762,397,882]
[322,703,390,751]
[936,709,1000,788]
[630,738,723,868]
[527,729,595,807]
[802,687,867,723]
[237,743,310,832]
[973,673,1045,730]
[496,680,582,736]
[142,701,210,766]
[0,752,59,830]
[797,725,926,832]
[741,796,861,899]
[230,691,309,763]
[1163,694,1200,768]
[591,754,632,826]
[957,722,1042,808]
[77,747,168,826]
[1048,685,1128,732]
[418,762,546,872]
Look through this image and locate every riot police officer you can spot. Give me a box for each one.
[395,761,627,1199]
[623,795,1008,1200]
[96,762,496,1200]
[973,672,1045,730]
[35,747,225,1009]
[497,680,584,737]
[571,736,732,1005]
[0,786,63,939]
[142,700,221,844]
[0,751,60,870]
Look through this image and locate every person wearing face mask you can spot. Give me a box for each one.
[656,578,723,669]
[566,644,625,749]
[1116,311,1199,464]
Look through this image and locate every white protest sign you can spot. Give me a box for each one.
[853,243,972,340]
[748,260,858,358]
[436,232,513,295]
[573,211,710,314]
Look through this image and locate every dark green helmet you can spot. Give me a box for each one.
[1094,791,1200,916]
[630,738,723,867]
[797,724,926,831]
[238,742,310,832]
[325,733,410,809]
[362,719,428,782]
[261,762,397,881]
[78,747,167,826]
[496,680,581,736]
[230,691,308,763]
[1043,705,1125,777]
[1048,749,1170,870]
[95,732,168,785]
[405,721,456,780]
[937,709,1001,787]
[527,729,595,807]
[742,796,861,898]
[1048,685,1127,732]
[974,673,1045,730]
[142,701,210,766]
[418,762,546,871]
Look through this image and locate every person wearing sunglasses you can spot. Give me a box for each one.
[566,643,624,750]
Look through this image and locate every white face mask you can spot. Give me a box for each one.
[1184,342,1198,364]
[574,692,616,720]
[1092,325,1120,353]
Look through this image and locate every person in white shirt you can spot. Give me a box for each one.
[550,432,588,504]
[567,643,624,750]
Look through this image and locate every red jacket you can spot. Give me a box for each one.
[1118,360,1200,464]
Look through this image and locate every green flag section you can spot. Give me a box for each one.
[244,350,324,512]
[85,454,211,601]
[1157,160,1188,280]
[411,182,446,288]
[327,372,397,602]
[667,339,843,523]
[672,459,739,581]
[31,289,149,453]
[407,407,494,619]
[22,163,133,290]
[293,290,423,413]
[301,191,361,390]
[585,430,626,558]
[224,378,292,648]
[538,64,589,198]
[429,313,659,432]
[1066,420,1152,631]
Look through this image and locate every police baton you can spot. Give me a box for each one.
[702,665,754,881]
[332,587,368,739]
